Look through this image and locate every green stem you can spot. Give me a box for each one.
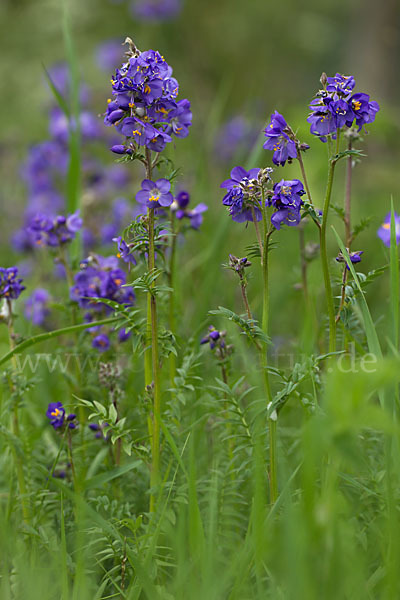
[251,207,264,264]
[344,139,353,248]
[319,158,337,353]
[6,300,30,525]
[298,225,309,304]
[240,278,252,321]
[297,150,313,205]
[168,213,177,386]
[260,197,277,503]
[145,148,161,513]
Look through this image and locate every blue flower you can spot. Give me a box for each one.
[136,178,174,208]
[46,402,65,429]
[221,166,262,223]
[269,179,305,230]
[263,111,297,166]
[0,267,25,300]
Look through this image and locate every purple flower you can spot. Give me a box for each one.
[136,178,173,208]
[130,0,181,21]
[46,402,65,429]
[336,250,364,270]
[349,93,380,131]
[0,267,25,300]
[28,211,82,247]
[24,288,51,326]
[70,254,135,313]
[326,74,355,96]
[92,334,110,352]
[221,166,262,223]
[307,97,337,140]
[118,327,132,342]
[215,116,259,163]
[172,190,208,229]
[104,43,190,153]
[269,179,305,230]
[176,190,190,209]
[114,236,136,265]
[200,326,225,350]
[308,73,379,140]
[377,213,400,247]
[110,144,133,155]
[263,111,297,166]
[96,39,124,72]
[165,99,192,138]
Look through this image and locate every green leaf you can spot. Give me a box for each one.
[208,306,270,348]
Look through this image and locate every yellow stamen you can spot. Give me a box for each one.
[144,84,151,94]
[353,101,362,111]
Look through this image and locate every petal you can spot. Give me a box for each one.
[230,166,247,182]
[158,192,173,207]
[136,190,150,203]
[156,178,171,193]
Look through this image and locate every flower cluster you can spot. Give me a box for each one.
[46,402,77,430]
[12,62,132,255]
[24,288,51,326]
[268,179,306,230]
[307,73,379,141]
[0,267,25,300]
[105,41,192,155]
[171,191,208,229]
[70,254,135,313]
[263,111,298,166]
[221,166,263,222]
[27,211,82,247]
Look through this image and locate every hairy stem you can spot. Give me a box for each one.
[297,150,313,205]
[319,158,337,353]
[240,277,252,321]
[251,207,264,265]
[298,225,309,303]
[168,213,177,386]
[145,148,161,512]
[260,198,277,503]
[344,139,353,248]
[6,299,30,524]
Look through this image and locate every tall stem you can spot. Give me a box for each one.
[239,276,252,321]
[251,207,264,264]
[168,214,177,386]
[344,140,353,248]
[145,148,161,512]
[319,159,337,353]
[6,299,30,524]
[260,198,277,503]
[298,225,309,303]
[297,150,313,205]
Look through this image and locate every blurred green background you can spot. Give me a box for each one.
[0,0,399,347]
